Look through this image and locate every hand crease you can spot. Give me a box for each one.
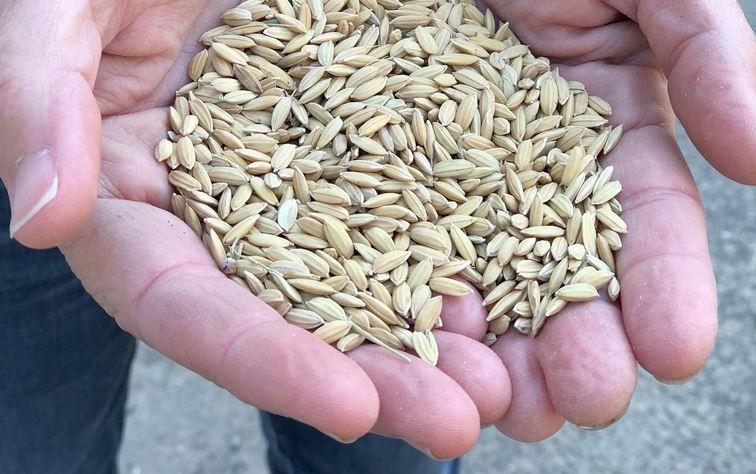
[129,260,214,341]
[661,26,718,76]
[621,184,704,215]
[212,319,286,387]
[619,248,707,282]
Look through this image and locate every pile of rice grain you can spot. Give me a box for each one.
[155,0,626,365]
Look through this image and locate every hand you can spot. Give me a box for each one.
[476,0,756,441]
[0,1,511,458]
[2,0,752,458]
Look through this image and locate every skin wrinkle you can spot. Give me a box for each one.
[493,0,644,63]
[616,191,710,278]
[96,55,172,114]
[88,0,129,42]
[494,335,564,441]
[110,109,170,152]
[621,252,709,290]
[100,112,173,206]
[129,259,213,322]
[102,0,205,52]
[541,23,645,63]
[96,167,121,200]
[661,26,719,77]
[619,182,704,214]
[134,0,239,109]
[130,267,250,379]
[100,123,172,204]
[555,63,674,132]
[101,116,155,167]
[499,0,618,27]
[211,318,288,388]
[603,81,671,132]
[94,1,208,115]
[642,91,675,129]
[633,0,724,67]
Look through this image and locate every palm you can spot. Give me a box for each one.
[64,0,505,457]
[52,0,745,455]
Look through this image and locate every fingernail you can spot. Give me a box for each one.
[656,373,697,385]
[407,441,440,460]
[8,148,58,237]
[321,431,358,444]
[577,421,613,431]
[576,414,623,431]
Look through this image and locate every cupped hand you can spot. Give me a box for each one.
[0,0,510,459]
[2,0,754,458]
[472,0,756,441]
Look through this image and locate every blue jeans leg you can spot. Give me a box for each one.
[0,191,136,474]
[260,412,461,474]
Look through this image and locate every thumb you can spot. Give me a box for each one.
[0,1,102,247]
[618,0,756,184]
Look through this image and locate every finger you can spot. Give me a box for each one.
[614,125,718,382]
[492,334,564,442]
[484,0,648,63]
[437,280,488,340]
[61,200,379,442]
[559,62,718,382]
[535,300,637,428]
[348,345,480,459]
[434,331,511,424]
[0,2,102,246]
[614,0,756,183]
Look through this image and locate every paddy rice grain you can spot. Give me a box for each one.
[156,0,627,365]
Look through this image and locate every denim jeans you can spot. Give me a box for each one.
[0,189,460,474]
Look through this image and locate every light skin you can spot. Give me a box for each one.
[1,0,753,460]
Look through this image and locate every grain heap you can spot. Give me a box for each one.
[155,0,627,365]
